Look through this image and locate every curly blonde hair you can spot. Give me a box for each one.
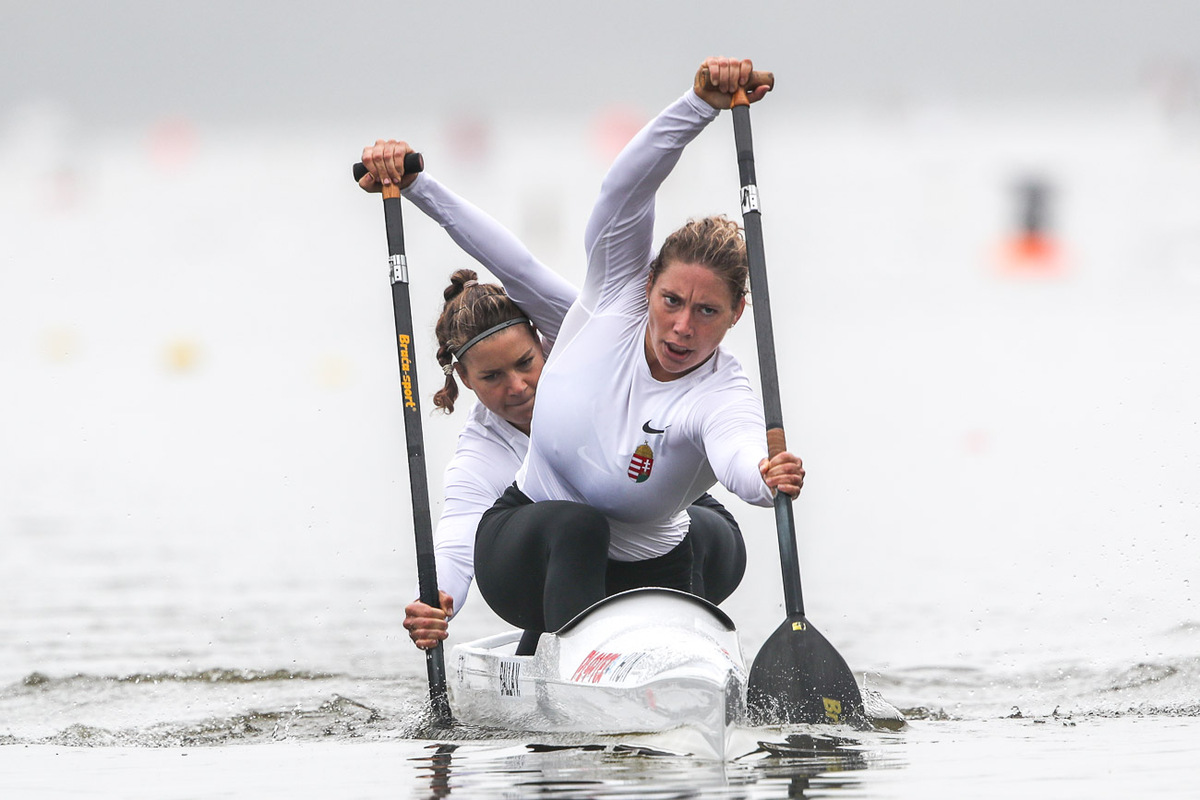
[647,215,748,305]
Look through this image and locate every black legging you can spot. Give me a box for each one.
[475,485,746,638]
[687,492,747,604]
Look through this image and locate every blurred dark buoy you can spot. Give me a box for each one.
[1001,176,1063,275]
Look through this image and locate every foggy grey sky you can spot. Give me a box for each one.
[3,0,1199,127]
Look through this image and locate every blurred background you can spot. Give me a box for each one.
[2,0,1198,702]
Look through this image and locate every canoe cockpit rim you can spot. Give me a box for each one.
[553,587,737,636]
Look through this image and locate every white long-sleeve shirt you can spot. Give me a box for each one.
[401,174,577,615]
[516,90,773,562]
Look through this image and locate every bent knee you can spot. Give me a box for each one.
[542,501,607,528]
[539,501,610,551]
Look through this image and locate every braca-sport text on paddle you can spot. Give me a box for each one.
[356,151,453,725]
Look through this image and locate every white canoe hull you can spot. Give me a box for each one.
[448,588,747,758]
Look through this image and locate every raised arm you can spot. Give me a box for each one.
[579,57,771,315]
[360,140,577,344]
[579,91,716,314]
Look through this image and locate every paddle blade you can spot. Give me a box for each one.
[748,614,868,729]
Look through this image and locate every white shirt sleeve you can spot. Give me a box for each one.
[579,91,720,318]
[403,174,578,344]
[420,407,529,617]
[696,387,775,507]
[428,453,498,617]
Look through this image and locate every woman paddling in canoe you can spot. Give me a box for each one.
[473,57,804,653]
[357,129,749,652]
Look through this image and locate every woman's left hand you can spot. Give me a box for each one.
[759,450,805,499]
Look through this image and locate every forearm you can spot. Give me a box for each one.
[421,509,479,616]
[403,174,577,341]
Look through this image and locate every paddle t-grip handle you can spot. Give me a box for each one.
[700,66,775,110]
[699,66,775,93]
[352,152,424,183]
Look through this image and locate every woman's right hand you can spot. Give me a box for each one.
[403,591,454,650]
[759,449,805,499]
[359,139,421,193]
[693,56,771,110]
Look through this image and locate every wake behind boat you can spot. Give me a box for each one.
[448,588,746,759]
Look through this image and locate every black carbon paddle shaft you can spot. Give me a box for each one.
[729,87,867,728]
[374,158,451,725]
[733,103,806,619]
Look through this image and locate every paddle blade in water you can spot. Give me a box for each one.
[747,614,868,729]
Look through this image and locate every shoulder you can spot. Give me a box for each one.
[688,347,755,394]
[682,349,760,417]
[708,347,755,388]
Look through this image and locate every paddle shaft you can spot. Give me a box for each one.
[730,93,806,619]
[723,76,866,728]
[372,155,452,724]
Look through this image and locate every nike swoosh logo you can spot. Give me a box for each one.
[642,421,669,435]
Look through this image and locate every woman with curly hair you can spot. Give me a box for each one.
[472,57,803,653]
